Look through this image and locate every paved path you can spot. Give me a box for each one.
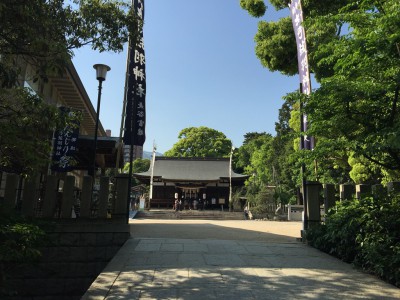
[82,219,400,299]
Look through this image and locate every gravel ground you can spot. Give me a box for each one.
[129,219,302,243]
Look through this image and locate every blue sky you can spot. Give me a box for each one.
[72,0,301,154]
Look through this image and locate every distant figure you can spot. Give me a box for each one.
[198,198,203,210]
[174,199,179,212]
[244,206,249,220]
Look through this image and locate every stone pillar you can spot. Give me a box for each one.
[114,174,129,219]
[306,181,322,228]
[340,183,355,201]
[387,182,400,193]
[60,176,76,218]
[43,175,58,218]
[323,184,336,214]
[21,175,40,217]
[80,176,93,218]
[98,177,110,218]
[356,184,371,199]
[372,184,385,197]
[3,174,19,212]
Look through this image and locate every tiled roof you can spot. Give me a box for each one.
[134,157,248,182]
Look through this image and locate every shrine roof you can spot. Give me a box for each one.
[134,157,248,182]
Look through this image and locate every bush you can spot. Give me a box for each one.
[0,213,47,295]
[306,193,400,287]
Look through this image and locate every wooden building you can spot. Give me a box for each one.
[134,157,248,209]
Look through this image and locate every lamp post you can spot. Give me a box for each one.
[91,64,110,178]
[229,146,235,211]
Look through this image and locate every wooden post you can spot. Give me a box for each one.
[43,175,58,218]
[80,176,93,218]
[21,175,40,217]
[60,176,76,218]
[3,174,19,213]
[98,176,110,218]
[372,184,385,197]
[114,174,129,220]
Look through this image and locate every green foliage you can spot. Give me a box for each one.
[247,185,276,218]
[0,213,47,295]
[0,88,80,176]
[0,0,139,86]
[306,193,400,287]
[239,0,267,18]
[0,217,45,263]
[255,17,298,75]
[241,0,400,179]
[123,158,150,185]
[235,132,273,178]
[0,0,138,176]
[164,126,232,158]
[231,187,245,211]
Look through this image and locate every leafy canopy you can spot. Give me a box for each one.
[0,0,139,86]
[164,126,232,158]
[241,0,400,178]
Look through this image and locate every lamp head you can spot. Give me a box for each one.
[93,64,111,81]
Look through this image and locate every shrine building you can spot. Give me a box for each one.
[134,157,248,209]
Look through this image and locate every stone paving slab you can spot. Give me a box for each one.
[82,220,400,299]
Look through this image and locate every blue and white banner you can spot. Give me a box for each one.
[123,0,146,146]
[51,107,80,172]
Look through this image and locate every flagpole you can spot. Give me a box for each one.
[127,135,134,221]
[290,0,313,232]
[229,146,235,212]
[149,141,156,208]
[115,40,132,174]
[300,83,308,230]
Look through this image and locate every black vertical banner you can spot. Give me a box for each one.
[123,0,146,146]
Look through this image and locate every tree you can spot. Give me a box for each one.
[235,132,275,203]
[123,158,150,185]
[164,126,232,158]
[241,0,400,179]
[0,0,139,87]
[0,88,82,175]
[0,0,140,176]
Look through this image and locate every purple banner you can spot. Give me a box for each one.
[123,0,146,146]
[289,0,311,95]
[289,0,314,150]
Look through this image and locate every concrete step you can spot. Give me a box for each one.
[134,209,245,220]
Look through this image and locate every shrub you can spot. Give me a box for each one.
[306,193,400,287]
[0,213,47,295]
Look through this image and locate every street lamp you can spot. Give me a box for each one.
[229,146,235,211]
[91,64,110,178]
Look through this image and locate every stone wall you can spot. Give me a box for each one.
[3,222,130,300]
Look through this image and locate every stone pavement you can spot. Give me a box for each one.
[82,219,400,299]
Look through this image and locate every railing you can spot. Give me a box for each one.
[0,173,130,220]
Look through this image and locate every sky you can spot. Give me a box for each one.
[72,0,301,154]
